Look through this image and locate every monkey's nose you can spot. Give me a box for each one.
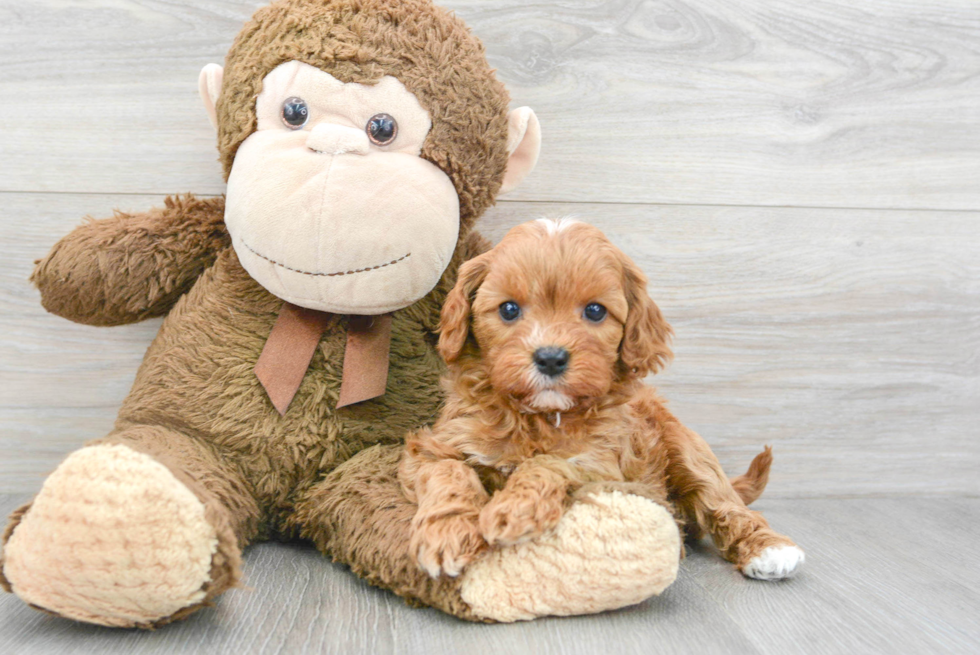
[533,347,570,377]
[306,124,370,156]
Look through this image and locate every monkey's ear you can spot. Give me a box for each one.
[438,252,492,363]
[198,64,224,130]
[499,107,541,195]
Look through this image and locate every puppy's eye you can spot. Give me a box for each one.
[583,303,607,323]
[498,301,521,323]
[366,113,398,145]
[281,97,309,129]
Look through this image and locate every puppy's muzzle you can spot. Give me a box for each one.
[533,346,569,377]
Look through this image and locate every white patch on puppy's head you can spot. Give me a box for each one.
[535,216,581,236]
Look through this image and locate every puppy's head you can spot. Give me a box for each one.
[439,218,672,411]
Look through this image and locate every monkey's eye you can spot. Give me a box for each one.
[583,303,607,323]
[366,113,398,145]
[498,301,521,323]
[281,97,309,129]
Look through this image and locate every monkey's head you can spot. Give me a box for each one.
[198,0,540,315]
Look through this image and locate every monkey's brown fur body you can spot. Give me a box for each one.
[4,192,491,623]
[0,0,513,626]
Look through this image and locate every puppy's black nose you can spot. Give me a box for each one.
[533,347,570,377]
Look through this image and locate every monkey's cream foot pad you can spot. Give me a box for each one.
[459,491,681,622]
[1,444,218,627]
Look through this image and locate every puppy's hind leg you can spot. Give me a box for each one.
[654,415,803,580]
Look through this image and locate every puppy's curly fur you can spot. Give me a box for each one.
[399,218,800,580]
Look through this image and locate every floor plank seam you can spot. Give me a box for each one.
[4,189,980,216]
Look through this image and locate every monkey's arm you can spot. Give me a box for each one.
[31,195,229,326]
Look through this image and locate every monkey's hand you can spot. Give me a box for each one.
[31,194,228,326]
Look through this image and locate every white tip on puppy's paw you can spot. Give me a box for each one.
[742,545,805,581]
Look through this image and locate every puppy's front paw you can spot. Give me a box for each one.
[410,513,486,578]
[479,489,564,547]
[741,545,805,581]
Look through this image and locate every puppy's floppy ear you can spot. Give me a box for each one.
[438,252,492,362]
[620,257,673,378]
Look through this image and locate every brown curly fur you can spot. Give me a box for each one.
[399,220,795,577]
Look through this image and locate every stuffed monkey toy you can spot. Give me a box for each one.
[0,0,682,627]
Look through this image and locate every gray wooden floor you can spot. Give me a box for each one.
[2,0,980,653]
[1,494,978,655]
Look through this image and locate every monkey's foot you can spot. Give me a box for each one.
[459,491,680,622]
[1,444,228,627]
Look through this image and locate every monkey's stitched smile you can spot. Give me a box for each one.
[240,239,411,277]
[221,62,470,314]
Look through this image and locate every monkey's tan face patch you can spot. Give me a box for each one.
[226,61,460,314]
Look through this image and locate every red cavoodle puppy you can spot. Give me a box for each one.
[398,218,804,581]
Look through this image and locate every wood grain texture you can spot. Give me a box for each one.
[1,1,978,208]
[2,494,978,654]
[2,193,978,496]
[3,1,979,650]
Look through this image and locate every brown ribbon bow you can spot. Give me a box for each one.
[255,302,392,415]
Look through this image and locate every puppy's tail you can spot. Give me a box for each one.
[730,446,773,506]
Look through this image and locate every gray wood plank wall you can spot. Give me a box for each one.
[1,0,978,501]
